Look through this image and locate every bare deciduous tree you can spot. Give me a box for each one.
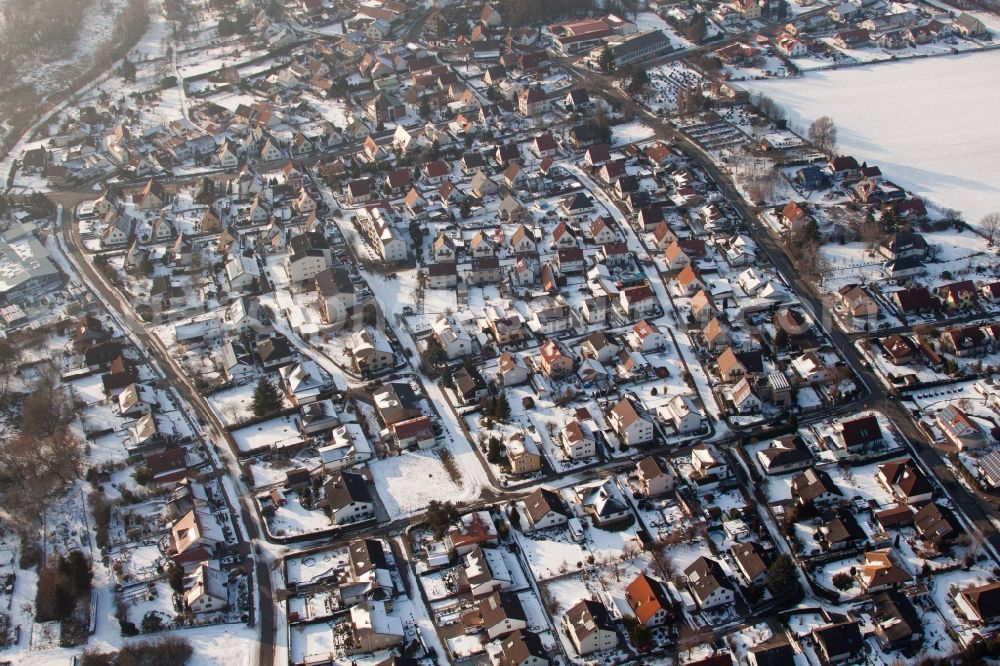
[979,212,1000,246]
[861,218,884,256]
[649,542,676,582]
[808,116,838,156]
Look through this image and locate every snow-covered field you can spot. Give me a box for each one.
[369,450,477,519]
[746,50,1000,222]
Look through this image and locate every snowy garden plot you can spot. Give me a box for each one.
[42,481,94,560]
[111,542,166,585]
[207,381,291,428]
[257,491,331,539]
[612,121,656,146]
[929,563,1000,644]
[230,415,304,454]
[368,450,475,520]
[635,11,696,49]
[285,546,351,588]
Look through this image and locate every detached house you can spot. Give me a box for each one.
[518,86,549,116]
[956,581,1000,625]
[636,455,675,497]
[936,404,986,450]
[937,280,978,309]
[563,599,618,656]
[286,232,333,283]
[832,414,883,454]
[522,487,570,531]
[539,339,573,378]
[499,631,549,666]
[609,397,654,446]
[859,549,912,593]
[877,458,933,504]
[684,557,735,610]
[560,421,596,459]
[509,225,538,254]
[480,592,527,639]
[791,467,842,507]
[432,316,473,359]
[324,471,374,526]
[812,622,864,666]
[619,285,657,320]
[625,574,674,627]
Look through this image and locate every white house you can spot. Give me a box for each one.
[432,316,473,359]
[563,599,619,656]
[225,254,260,292]
[560,421,596,459]
[318,423,374,472]
[660,394,704,435]
[325,471,374,526]
[684,556,735,610]
[628,320,666,353]
[609,398,655,446]
[522,487,569,531]
[184,563,229,614]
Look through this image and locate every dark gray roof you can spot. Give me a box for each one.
[288,231,329,261]
[324,470,371,509]
[609,29,671,58]
[480,591,526,629]
[315,267,355,297]
[349,538,387,575]
[257,335,294,363]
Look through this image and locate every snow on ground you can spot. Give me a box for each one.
[231,415,304,453]
[208,382,290,427]
[268,495,332,538]
[613,121,655,146]
[368,450,477,519]
[634,11,695,50]
[745,50,1000,222]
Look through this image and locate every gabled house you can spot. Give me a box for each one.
[636,455,675,497]
[560,421,596,459]
[324,471,374,526]
[936,404,986,450]
[818,509,867,551]
[956,581,1000,625]
[663,395,703,435]
[522,487,570,531]
[872,591,923,652]
[833,414,883,454]
[619,285,657,320]
[563,599,617,656]
[812,621,863,665]
[184,563,229,614]
[756,435,813,475]
[790,467,842,507]
[432,316,473,359]
[609,397,654,446]
[732,542,769,587]
[577,478,631,527]
[684,557,735,610]
[859,549,912,593]
[625,574,674,627]
[479,591,528,639]
[498,631,549,666]
[877,458,933,504]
